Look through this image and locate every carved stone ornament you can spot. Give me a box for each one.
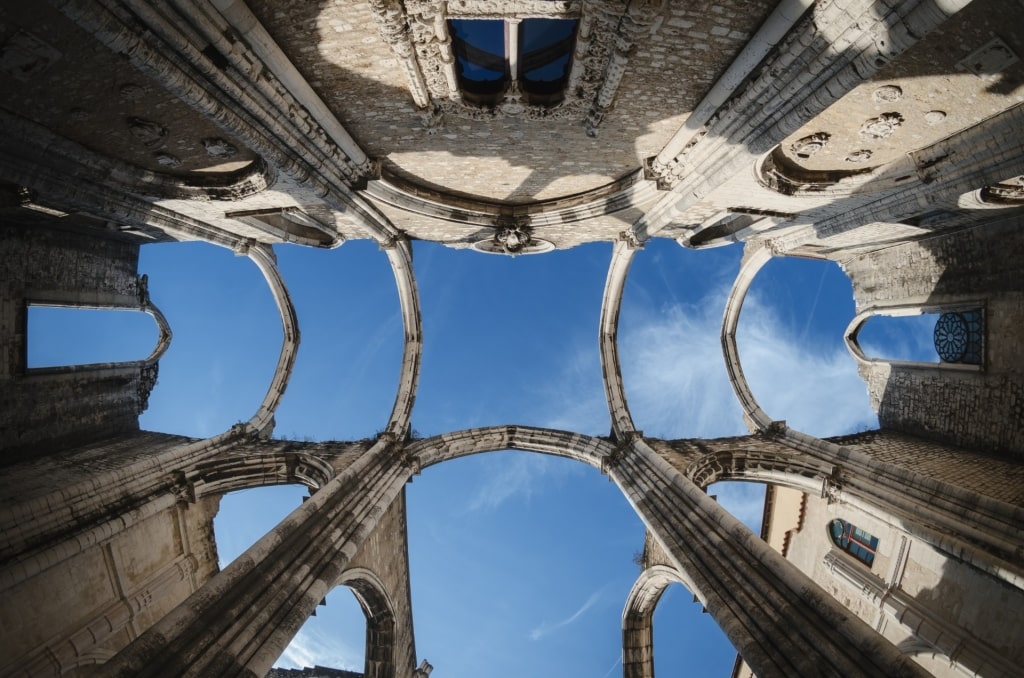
[138,363,159,413]
[203,138,238,158]
[790,132,831,159]
[872,84,903,103]
[155,152,182,168]
[494,222,532,253]
[168,470,196,505]
[844,149,872,163]
[820,466,844,505]
[472,220,553,255]
[119,83,146,100]
[980,175,1024,205]
[924,110,947,126]
[371,0,663,133]
[128,117,169,148]
[0,31,61,81]
[858,112,904,141]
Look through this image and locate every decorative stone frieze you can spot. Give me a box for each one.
[370,0,663,133]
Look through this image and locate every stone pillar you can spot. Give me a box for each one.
[94,438,412,677]
[610,439,929,677]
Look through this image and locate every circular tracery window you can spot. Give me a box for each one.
[933,311,983,364]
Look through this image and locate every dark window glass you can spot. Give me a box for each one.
[520,19,576,105]
[450,19,507,82]
[828,519,878,567]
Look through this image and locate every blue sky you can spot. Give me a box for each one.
[28,236,937,676]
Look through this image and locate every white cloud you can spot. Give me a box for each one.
[465,452,581,513]
[278,627,360,672]
[620,284,877,440]
[529,589,603,640]
[710,482,767,533]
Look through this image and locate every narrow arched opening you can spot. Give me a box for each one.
[214,485,369,674]
[27,306,159,368]
[653,582,737,676]
[734,256,877,436]
[406,449,642,676]
[136,241,281,437]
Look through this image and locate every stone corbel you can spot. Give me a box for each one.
[169,471,196,505]
[821,465,844,505]
[618,229,645,250]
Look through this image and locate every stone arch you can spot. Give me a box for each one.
[241,244,300,437]
[405,425,617,472]
[337,568,398,678]
[621,564,698,678]
[2,110,275,203]
[684,446,826,493]
[24,295,171,374]
[895,638,975,677]
[756,145,880,196]
[192,447,338,499]
[721,244,775,432]
[599,240,640,438]
[381,237,422,439]
[844,302,985,372]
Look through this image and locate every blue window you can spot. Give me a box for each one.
[829,519,878,567]
[448,18,577,108]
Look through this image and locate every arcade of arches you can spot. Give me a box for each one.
[1,1,1023,677]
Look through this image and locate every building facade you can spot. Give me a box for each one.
[0,0,1022,676]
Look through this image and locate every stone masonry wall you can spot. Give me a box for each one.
[841,217,1024,458]
[827,430,1024,507]
[0,223,144,460]
[344,487,417,678]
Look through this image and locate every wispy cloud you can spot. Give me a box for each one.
[619,283,876,440]
[278,627,360,672]
[711,482,767,532]
[529,589,603,640]
[601,656,623,678]
[466,452,580,512]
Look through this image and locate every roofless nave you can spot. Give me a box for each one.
[1,0,1023,676]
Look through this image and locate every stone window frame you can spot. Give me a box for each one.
[370,0,663,136]
[843,301,986,373]
[828,518,879,568]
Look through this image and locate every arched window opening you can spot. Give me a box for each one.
[855,313,941,363]
[411,241,606,436]
[271,587,367,674]
[730,255,877,437]
[828,519,878,567]
[27,305,158,368]
[407,451,643,676]
[136,241,281,438]
[214,485,367,672]
[851,308,984,366]
[653,582,738,676]
[449,18,577,109]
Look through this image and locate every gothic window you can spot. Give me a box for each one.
[829,519,878,567]
[934,310,984,365]
[448,18,577,108]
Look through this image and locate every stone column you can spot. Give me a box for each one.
[610,438,929,677]
[94,438,412,677]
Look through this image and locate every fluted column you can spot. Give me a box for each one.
[610,438,928,677]
[95,438,412,677]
